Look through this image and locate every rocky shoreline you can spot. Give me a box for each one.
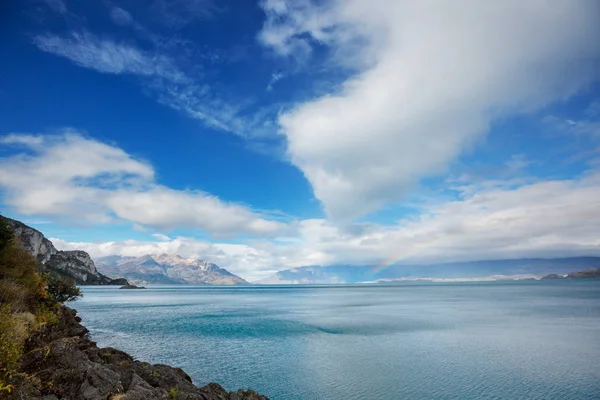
[9,306,268,400]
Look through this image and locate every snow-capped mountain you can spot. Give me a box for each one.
[95,254,248,285]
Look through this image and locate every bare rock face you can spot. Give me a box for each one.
[11,307,269,400]
[2,216,127,285]
[6,217,58,264]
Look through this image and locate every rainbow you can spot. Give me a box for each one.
[371,242,437,274]
[371,252,411,274]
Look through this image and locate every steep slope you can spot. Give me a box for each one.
[2,216,127,285]
[258,257,600,284]
[96,254,248,285]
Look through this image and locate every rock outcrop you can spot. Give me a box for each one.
[2,217,127,285]
[541,268,600,280]
[566,268,600,279]
[10,306,268,400]
[119,284,146,289]
[96,254,248,285]
[540,273,566,280]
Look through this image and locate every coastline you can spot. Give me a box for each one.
[11,305,268,400]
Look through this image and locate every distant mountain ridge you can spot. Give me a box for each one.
[95,254,248,285]
[541,268,600,280]
[2,216,127,285]
[258,257,600,284]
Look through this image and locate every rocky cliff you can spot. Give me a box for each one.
[10,306,268,400]
[96,254,248,285]
[2,217,127,285]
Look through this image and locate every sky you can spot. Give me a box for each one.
[1,0,600,281]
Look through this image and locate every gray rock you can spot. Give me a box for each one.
[2,216,129,286]
[11,306,269,400]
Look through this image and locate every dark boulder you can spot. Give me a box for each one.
[119,284,146,289]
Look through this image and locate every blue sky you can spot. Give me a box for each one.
[1,0,600,280]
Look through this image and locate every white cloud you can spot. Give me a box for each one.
[260,0,600,221]
[51,170,600,281]
[152,233,171,241]
[0,132,288,236]
[51,236,283,280]
[103,187,287,235]
[0,134,45,147]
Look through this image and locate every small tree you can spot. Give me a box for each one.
[46,276,82,303]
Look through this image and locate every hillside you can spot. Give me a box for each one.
[0,216,267,399]
[1,217,127,286]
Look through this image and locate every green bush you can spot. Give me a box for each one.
[0,218,53,386]
[0,225,45,310]
[46,276,82,303]
[168,386,179,399]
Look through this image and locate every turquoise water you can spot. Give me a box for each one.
[76,281,600,399]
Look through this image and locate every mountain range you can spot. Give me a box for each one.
[257,257,600,284]
[95,254,248,285]
[5,216,600,286]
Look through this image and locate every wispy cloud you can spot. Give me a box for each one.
[44,0,67,14]
[109,6,133,26]
[33,31,188,81]
[32,30,279,139]
[543,100,600,140]
[266,71,285,90]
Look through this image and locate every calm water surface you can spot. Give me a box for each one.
[76,281,600,399]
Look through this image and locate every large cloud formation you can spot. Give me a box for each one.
[0,132,287,236]
[261,0,600,221]
[53,169,600,281]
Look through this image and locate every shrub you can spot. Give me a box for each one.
[0,305,27,382]
[0,280,28,312]
[34,303,59,329]
[46,276,82,303]
[0,218,55,385]
[0,221,45,310]
[168,386,179,399]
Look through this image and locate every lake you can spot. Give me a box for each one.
[76,281,600,399]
